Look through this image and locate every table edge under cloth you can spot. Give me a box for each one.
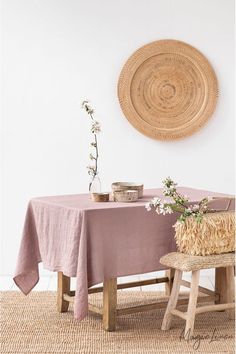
[13,187,234,320]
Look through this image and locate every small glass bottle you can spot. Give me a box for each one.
[89,174,101,193]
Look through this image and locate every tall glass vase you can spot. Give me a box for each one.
[89,174,101,193]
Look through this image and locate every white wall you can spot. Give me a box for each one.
[1,0,235,275]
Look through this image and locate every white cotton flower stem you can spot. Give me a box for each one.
[173,191,189,209]
[94,134,98,175]
[89,112,99,177]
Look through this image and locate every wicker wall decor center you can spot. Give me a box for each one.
[118,40,218,140]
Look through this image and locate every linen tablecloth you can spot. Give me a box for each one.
[14,187,233,320]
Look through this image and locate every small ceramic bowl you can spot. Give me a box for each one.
[111,182,144,198]
[113,189,139,203]
[91,192,110,202]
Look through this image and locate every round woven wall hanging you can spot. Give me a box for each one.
[118,40,218,140]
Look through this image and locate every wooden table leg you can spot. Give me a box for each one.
[103,278,117,331]
[57,271,71,312]
[215,267,225,305]
[165,268,175,296]
[215,266,235,319]
[225,266,235,319]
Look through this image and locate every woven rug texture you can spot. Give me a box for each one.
[1,291,235,354]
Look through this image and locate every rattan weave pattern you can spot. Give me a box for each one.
[118,39,218,140]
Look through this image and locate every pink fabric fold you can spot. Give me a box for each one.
[14,203,41,294]
[14,187,233,320]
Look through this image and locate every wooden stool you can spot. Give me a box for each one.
[160,252,235,338]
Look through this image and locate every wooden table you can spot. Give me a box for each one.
[14,188,233,329]
[57,268,224,331]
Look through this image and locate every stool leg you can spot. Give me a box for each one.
[184,270,200,338]
[161,269,182,330]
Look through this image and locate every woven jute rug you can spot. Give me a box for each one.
[1,291,234,354]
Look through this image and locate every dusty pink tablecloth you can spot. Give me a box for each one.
[14,187,233,320]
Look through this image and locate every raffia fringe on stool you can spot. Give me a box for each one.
[174,211,235,256]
